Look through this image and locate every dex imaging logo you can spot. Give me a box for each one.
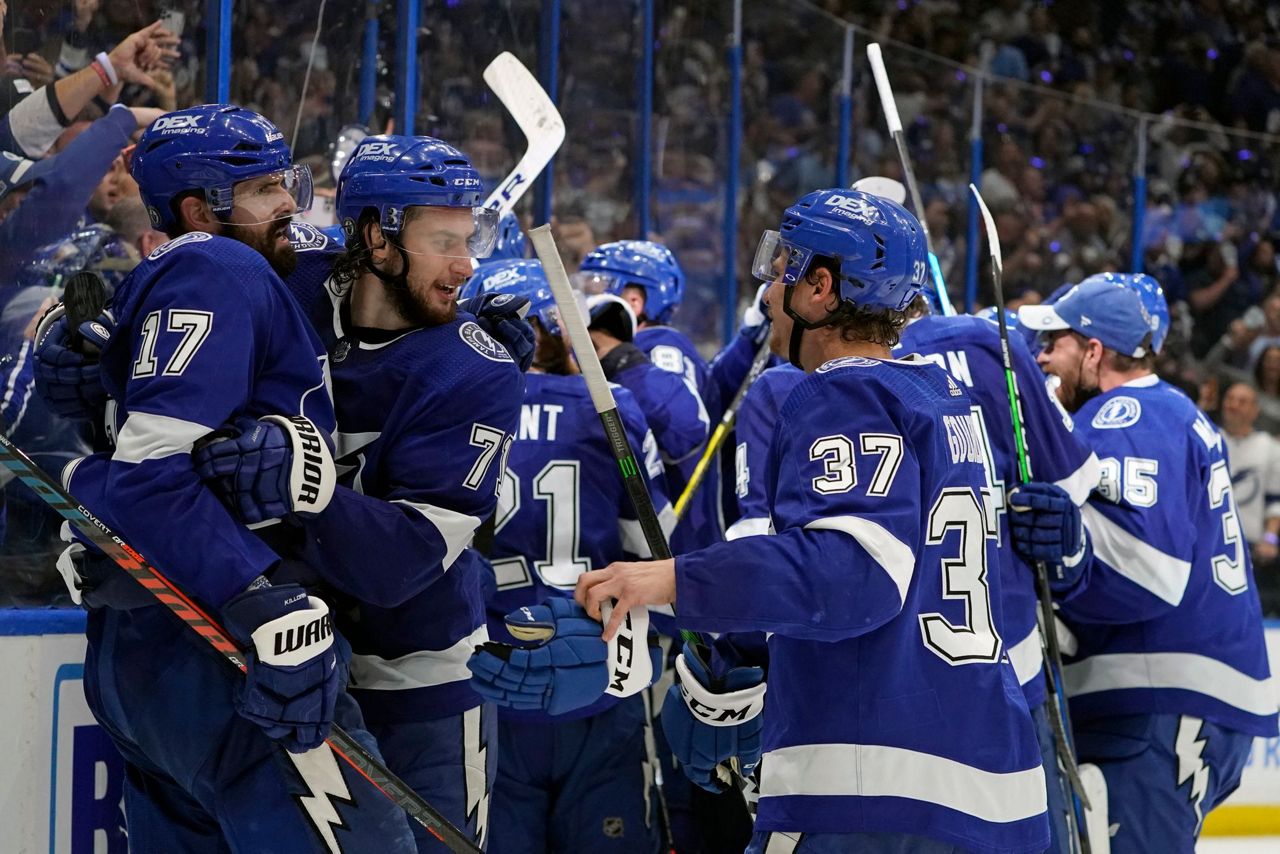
[151,114,202,131]
[355,141,397,159]
[822,193,883,224]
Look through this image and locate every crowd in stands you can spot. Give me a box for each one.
[4,0,1280,610]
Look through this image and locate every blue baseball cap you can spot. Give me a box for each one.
[1018,278,1157,358]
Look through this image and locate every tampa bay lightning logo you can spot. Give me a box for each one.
[147,230,212,260]
[817,356,879,372]
[289,222,329,252]
[459,321,513,363]
[1091,396,1142,430]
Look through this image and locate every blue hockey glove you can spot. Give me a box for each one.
[467,597,610,716]
[1009,481,1091,585]
[33,303,114,420]
[222,580,340,753]
[192,415,337,526]
[459,293,535,372]
[661,642,766,793]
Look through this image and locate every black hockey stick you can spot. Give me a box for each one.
[971,184,1092,854]
[0,432,481,853]
[674,332,772,521]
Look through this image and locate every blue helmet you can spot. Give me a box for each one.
[131,104,311,232]
[488,212,528,261]
[753,188,928,312]
[336,135,496,253]
[578,240,685,324]
[464,259,559,334]
[1073,272,1168,355]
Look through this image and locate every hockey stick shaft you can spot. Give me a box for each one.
[866,43,956,317]
[0,434,480,853]
[970,184,1093,848]
[482,52,565,217]
[674,332,772,520]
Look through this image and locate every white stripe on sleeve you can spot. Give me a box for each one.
[1081,502,1191,606]
[1065,651,1277,718]
[803,515,914,605]
[113,412,212,464]
[391,499,480,570]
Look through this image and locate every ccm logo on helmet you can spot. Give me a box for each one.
[151,115,203,131]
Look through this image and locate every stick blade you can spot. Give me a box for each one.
[482,53,566,215]
[968,183,1003,277]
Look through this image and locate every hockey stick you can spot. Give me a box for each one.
[970,183,1092,853]
[866,43,956,317]
[482,52,565,217]
[674,333,772,520]
[0,436,481,853]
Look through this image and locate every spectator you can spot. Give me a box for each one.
[1218,380,1280,614]
[1253,345,1280,433]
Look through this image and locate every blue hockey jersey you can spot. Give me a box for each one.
[727,363,803,541]
[286,274,525,722]
[1058,374,1278,737]
[65,232,335,608]
[675,356,1048,853]
[486,371,674,720]
[633,325,719,551]
[899,314,1099,708]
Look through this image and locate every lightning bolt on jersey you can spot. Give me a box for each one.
[485,371,674,720]
[727,363,803,541]
[66,232,336,608]
[898,314,1100,707]
[1058,375,1279,738]
[633,325,720,551]
[675,356,1048,853]
[286,274,525,723]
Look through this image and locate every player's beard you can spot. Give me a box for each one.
[391,278,459,327]
[1055,352,1102,413]
[225,219,297,278]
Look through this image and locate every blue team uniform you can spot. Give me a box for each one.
[485,371,673,854]
[675,356,1049,854]
[898,314,1099,852]
[65,233,415,852]
[281,223,524,851]
[727,363,803,541]
[1056,374,1278,850]
[633,325,719,552]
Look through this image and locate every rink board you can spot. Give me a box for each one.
[0,608,1276,849]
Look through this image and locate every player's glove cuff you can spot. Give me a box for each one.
[676,646,767,726]
[260,415,337,517]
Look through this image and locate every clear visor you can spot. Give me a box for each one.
[228,165,314,226]
[751,230,813,284]
[398,207,500,260]
[570,270,621,295]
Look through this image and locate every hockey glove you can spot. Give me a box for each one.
[459,293,535,372]
[1009,481,1091,587]
[661,642,766,793]
[467,597,610,716]
[740,283,770,344]
[33,303,114,420]
[192,415,337,526]
[222,580,340,753]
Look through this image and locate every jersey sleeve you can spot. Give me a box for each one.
[615,388,676,558]
[105,249,280,607]
[726,371,783,540]
[1012,334,1099,503]
[618,356,709,464]
[298,360,524,608]
[1056,416,1201,623]
[707,327,771,415]
[676,373,923,642]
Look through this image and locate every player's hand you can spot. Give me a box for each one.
[19,52,54,88]
[222,581,340,753]
[33,303,114,420]
[575,558,676,641]
[192,415,336,525]
[1009,482,1090,583]
[661,642,765,793]
[467,598,610,716]
[458,292,535,371]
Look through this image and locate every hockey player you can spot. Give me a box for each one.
[897,303,1099,852]
[575,188,1050,853]
[726,361,802,541]
[191,135,527,852]
[462,258,675,853]
[576,240,719,551]
[1014,275,1278,852]
[45,105,416,851]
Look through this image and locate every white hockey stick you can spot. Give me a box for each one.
[482,52,565,217]
[866,43,956,316]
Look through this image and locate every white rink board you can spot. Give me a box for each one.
[0,610,1276,851]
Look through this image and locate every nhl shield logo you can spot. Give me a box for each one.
[333,339,352,363]
[602,817,625,838]
[459,321,514,363]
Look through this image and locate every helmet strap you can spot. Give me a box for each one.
[365,233,412,292]
[781,282,848,370]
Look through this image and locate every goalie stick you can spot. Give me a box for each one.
[866,43,956,317]
[0,437,480,851]
[971,183,1092,854]
[482,52,565,217]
